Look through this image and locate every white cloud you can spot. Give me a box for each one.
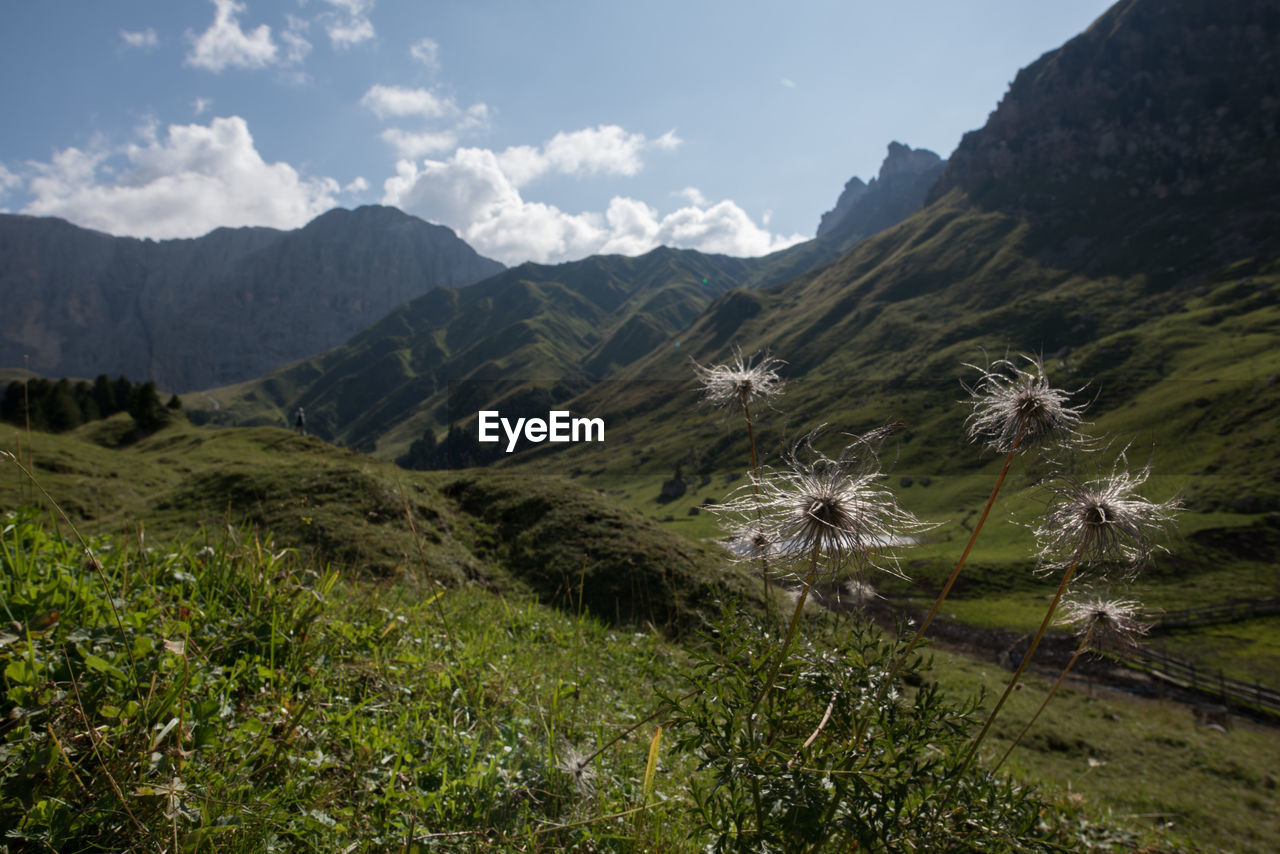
[380,128,458,159]
[542,126,650,177]
[676,187,707,206]
[281,14,312,64]
[652,129,682,151]
[409,37,439,69]
[22,116,341,239]
[321,0,375,49]
[120,28,158,50]
[343,176,369,194]
[0,162,21,199]
[381,133,803,265]
[781,78,797,89]
[361,84,455,119]
[186,0,278,72]
[193,97,212,116]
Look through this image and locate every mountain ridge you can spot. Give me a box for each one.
[0,205,505,392]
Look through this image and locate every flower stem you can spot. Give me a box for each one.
[957,551,1082,779]
[749,545,820,724]
[740,392,775,623]
[994,625,1094,772]
[896,434,1022,676]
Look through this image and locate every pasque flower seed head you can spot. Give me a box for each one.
[1058,593,1152,653]
[711,427,935,580]
[692,347,785,409]
[964,355,1086,453]
[1033,455,1180,575]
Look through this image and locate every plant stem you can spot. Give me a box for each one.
[822,435,1024,771]
[994,625,1094,772]
[894,435,1022,679]
[748,545,820,724]
[957,551,1083,779]
[740,391,775,624]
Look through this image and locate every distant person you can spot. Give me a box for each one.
[294,406,306,435]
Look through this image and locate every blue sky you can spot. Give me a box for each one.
[0,0,1115,265]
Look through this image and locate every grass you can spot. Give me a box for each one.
[4,407,1279,851]
[0,507,698,851]
[4,504,1279,851]
[935,647,1280,854]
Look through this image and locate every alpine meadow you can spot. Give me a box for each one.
[2,0,1279,851]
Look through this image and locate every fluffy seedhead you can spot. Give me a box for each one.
[691,347,785,409]
[1033,456,1180,575]
[555,745,596,795]
[711,427,935,581]
[1058,593,1152,653]
[964,355,1087,454]
[720,520,780,563]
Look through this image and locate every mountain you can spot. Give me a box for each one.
[198,247,762,456]
[737,141,947,290]
[489,0,1279,623]
[816,142,945,241]
[0,206,504,392]
[931,0,1280,275]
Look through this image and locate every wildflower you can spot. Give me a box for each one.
[555,745,596,795]
[720,520,780,562]
[1033,456,1180,574]
[691,347,785,409]
[964,355,1086,453]
[711,427,935,580]
[1058,593,1152,653]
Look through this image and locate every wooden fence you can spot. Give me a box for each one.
[1145,597,1280,632]
[1120,644,1280,719]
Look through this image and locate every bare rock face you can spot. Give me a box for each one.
[0,206,504,391]
[928,0,1280,271]
[814,142,946,243]
[815,177,869,238]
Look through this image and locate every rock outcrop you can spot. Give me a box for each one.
[814,142,946,244]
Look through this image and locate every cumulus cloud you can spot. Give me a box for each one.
[120,28,158,50]
[186,0,278,72]
[321,0,375,49]
[361,84,455,120]
[381,131,803,265]
[409,37,439,69]
[21,116,342,239]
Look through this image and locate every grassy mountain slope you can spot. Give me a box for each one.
[192,248,763,457]
[0,417,758,633]
[4,422,1279,852]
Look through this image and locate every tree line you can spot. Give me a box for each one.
[2,375,181,434]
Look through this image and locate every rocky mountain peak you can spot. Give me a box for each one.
[815,142,947,240]
[878,141,944,180]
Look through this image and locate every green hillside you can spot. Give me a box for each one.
[190,248,764,459]
[0,417,758,634]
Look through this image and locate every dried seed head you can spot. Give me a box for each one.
[691,347,785,409]
[964,355,1087,454]
[711,427,936,581]
[555,745,596,795]
[1058,593,1152,653]
[720,520,781,563]
[1034,455,1180,575]
[842,578,880,609]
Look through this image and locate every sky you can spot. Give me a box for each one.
[0,0,1117,266]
